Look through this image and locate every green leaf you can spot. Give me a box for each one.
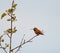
[0,39,1,42]
[12,4,17,8]
[13,29,17,33]
[7,8,14,13]
[1,39,4,42]
[12,27,17,33]
[6,44,9,47]
[7,17,16,22]
[7,19,11,21]
[5,43,9,48]
[7,28,12,33]
[1,13,6,19]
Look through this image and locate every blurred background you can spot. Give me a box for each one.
[0,0,60,53]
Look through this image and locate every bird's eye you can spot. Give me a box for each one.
[34,29,36,31]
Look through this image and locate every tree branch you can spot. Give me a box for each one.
[9,0,14,53]
[15,34,25,53]
[7,34,10,38]
[11,35,37,52]
[0,46,7,53]
[9,12,13,53]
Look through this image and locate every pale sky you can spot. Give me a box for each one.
[0,0,60,53]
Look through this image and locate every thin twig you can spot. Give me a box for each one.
[20,34,25,45]
[9,13,13,53]
[7,34,10,38]
[9,14,12,53]
[11,35,37,51]
[0,44,7,53]
[15,34,25,53]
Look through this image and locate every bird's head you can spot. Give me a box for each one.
[33,27,37,31]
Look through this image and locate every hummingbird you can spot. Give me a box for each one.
[33,27,44,36]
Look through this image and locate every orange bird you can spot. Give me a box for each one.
[33,27,44,36]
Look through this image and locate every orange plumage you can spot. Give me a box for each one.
[33,27,44,35]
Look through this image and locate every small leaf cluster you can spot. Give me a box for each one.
[4,27,17,34]
[1,0,17,22]
[0,0,17,35]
